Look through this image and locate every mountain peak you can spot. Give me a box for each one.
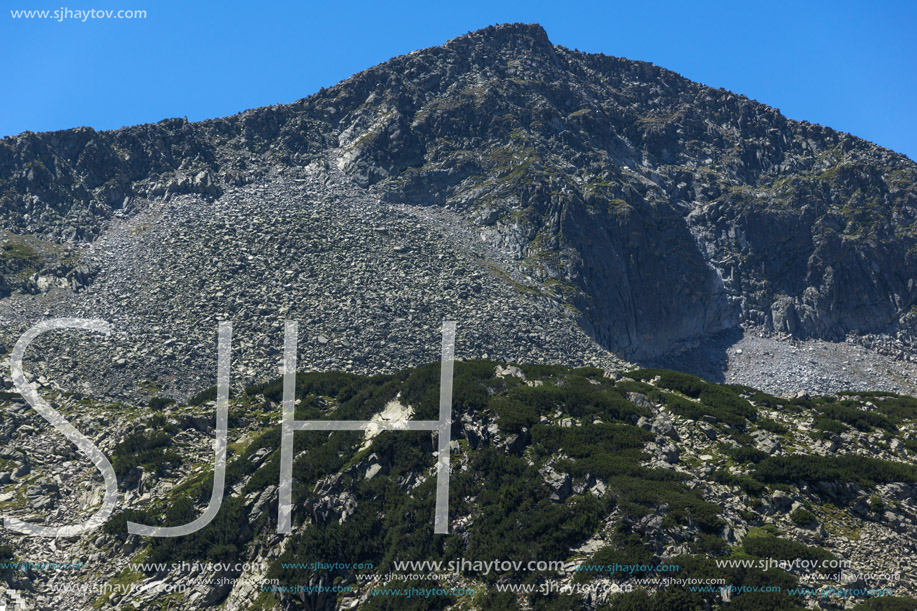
[442,22,555,58]
[0,23,915,377]
[453,22,550,42]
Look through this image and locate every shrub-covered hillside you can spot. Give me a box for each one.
[2,362,917,610]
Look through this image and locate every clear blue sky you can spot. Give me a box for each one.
[1,0,915,161]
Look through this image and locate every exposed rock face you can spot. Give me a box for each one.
[0,23,915,392]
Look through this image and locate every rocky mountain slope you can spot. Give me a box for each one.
[2,363,917,609]
[0,23,915,401]
[2,20,917,611]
